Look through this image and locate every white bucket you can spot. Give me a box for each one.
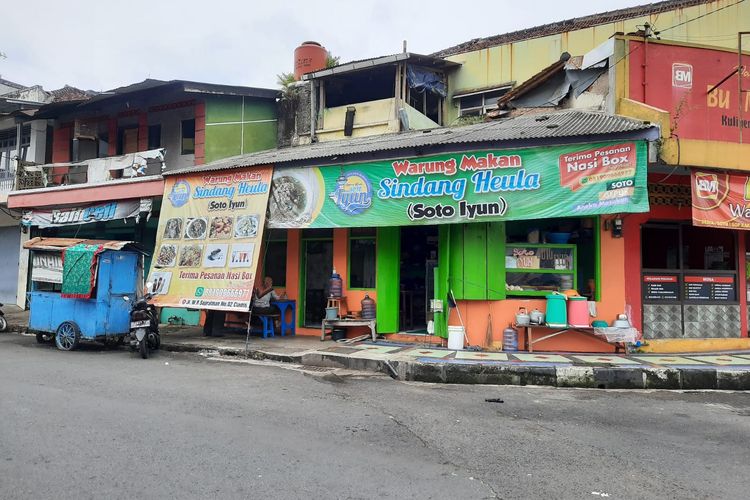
[447,326,465,350]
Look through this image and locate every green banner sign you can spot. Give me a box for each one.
[267,140,648,228]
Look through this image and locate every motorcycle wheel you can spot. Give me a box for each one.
[148,332,160,350]
[0,315,6,332]
[139,339,149,359]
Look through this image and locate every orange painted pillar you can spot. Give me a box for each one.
[333,228,348,313]
[286,229,301,302]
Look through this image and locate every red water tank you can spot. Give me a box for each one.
[294,41,328,80]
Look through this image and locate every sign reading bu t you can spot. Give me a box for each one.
[691,170,750,230]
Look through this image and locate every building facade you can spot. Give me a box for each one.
[6,79,278,321]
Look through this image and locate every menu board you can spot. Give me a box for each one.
[684,275,736,302]
[643,275,679,301]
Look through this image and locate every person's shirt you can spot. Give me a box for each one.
[254,288,279,308]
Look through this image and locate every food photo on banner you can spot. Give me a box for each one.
[267,141,648,229]
[148,167,273,312]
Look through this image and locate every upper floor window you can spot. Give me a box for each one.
[148,124,162,150]
[181,119,195,155]
[455,86,512,117]
[0,126,30,171]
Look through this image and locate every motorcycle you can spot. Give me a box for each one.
[124,283,160,359]
[0,303,6,332]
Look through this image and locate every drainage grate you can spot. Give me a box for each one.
[297,365,334,372]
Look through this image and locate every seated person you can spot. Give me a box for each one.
[252,276,279,316]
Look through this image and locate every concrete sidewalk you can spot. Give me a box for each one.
[6,309,750,390]
[157,329,750,390]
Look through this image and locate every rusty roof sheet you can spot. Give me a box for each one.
[24,237,141,252]
[166,110,656,175]
[433,0,712,57]
[302,53,460,80]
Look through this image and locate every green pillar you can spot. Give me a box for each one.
[376,227,400,333]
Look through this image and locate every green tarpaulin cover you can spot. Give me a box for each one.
[61,243,104,299]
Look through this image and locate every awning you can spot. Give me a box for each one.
[24,237,143,252]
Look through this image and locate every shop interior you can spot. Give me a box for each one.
[301,229,333,327]
[399,226,438,333]
[504,217,597,299]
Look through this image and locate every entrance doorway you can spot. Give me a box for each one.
[302,230,333,327]
[641,222,739,339]
[399,226,438,332]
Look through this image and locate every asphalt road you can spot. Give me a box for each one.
[1,333,749,500]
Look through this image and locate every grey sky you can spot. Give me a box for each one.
[1,0,648,92]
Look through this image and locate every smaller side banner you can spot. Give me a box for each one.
[31,252,63,284]
[22,198,151,228]
[691,170,750,230]
[147,167,273,312]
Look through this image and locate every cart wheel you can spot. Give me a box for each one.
[55,322,80,351]
[116,335,125,346]
[0,316,6,332]
[36,332,53,344]
[139,339,149,359]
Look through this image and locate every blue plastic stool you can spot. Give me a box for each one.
[259,316,275,338]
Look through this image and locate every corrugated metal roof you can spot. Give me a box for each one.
[302,53,460,80]
[433,0,712,57]
[34,79,278,119]
[168,110,656,175]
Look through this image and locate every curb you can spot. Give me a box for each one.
[295,351,750,390]
[160,342,305,364]
[21,334,748,390]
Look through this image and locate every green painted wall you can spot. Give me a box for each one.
[160,307,202,326]
[486,222,505,300]
[375,227,400,333]
[445,222,506,302]
[204,96,277,163]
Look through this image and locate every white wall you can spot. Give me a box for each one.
[148,107,195,171]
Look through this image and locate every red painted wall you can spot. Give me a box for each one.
[194,102,206,165]
[622,173,748,338]
[628,40,749,143]
[7,178,165,209]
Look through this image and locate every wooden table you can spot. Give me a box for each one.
[522,324,628,353]
[321,318,377,342]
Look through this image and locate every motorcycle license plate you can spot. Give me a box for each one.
[130,320,150,328]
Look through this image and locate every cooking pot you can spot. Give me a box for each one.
[515,307,530,326]
[529,308,545,325]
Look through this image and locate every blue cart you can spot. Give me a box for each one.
[24,238,146,351]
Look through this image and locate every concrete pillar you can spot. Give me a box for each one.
[16,229,29,308]
[26,120,47,164]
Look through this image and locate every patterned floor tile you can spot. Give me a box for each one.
[512,353,572,363]
[632,356,708,365]
[685,355,750,366]
[402,348,454,358]
[572,355,641,365]
[454,351,509,361]
[352,345,403,354]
